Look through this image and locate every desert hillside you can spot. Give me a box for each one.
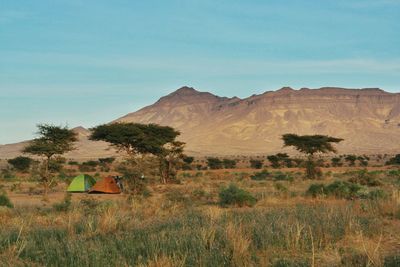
[1,86,400,159]
[116,86,400,155]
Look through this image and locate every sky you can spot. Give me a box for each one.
[1,0,399,144]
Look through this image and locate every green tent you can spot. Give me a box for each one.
[67,174,96,192]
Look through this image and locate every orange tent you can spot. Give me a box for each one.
[89,176,121,194]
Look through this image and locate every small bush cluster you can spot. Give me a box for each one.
[273,171,294,182]
[306,180,388,200]
[348,169,382,186]
[250,170,270,181]
[0,193,13,208]
[306,181,361,199]
[219,184,257,207]
[249,159,263,169]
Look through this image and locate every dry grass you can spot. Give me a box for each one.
[0,168,399,266]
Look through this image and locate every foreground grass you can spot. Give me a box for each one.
[0,201,399,266]
[0,169,400,266]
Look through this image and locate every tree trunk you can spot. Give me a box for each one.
[306,154,315,179]
[42,156,51,200]
[159,157,167,184]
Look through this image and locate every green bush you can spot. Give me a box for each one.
[384,255,400,267]
[0,193,13,208]
[325,181,362,199]
[250,170,270,181]
[207,157,223,169]
[222,158,236,169]
[219,184,257,207]
[249,159,263,169]
[348,169,382,186]
[306,181,362,199]
[273,172,294,182]
[306,183,326,197]
[8,156,33,172]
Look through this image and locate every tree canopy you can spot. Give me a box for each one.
[23,124,77,159]
[90,123,180,156]
[282,134,343,155]
[23,124,77,198]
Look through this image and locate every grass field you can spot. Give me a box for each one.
[0,168,400,266]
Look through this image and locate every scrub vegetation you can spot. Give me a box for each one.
[1,168,400,266]
[1,126,400,266]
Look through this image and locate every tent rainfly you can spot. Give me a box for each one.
[67,174,96,192]
[89,176,121,194]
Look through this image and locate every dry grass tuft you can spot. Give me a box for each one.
[225,222,252,266]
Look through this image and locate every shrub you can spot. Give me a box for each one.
[0,193,13,208]
[250,159,263,169]
[306,181,362,199]
[331,157,342,167]
[348,169,382,186]
[384,255,400,267]
[222,159,236,169]
[273,172,294,182]
[250,170,270,181]
[98,157,115,164]
[267,155,280,168]
[306,183,326,197]
[325,180,361,199]
[8,156,33,172]
[219,184,257,207]
[386,154,400,165]
[345,155,357,166]
[207,157,223,169]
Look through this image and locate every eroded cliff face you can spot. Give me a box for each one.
[1,86,399,159]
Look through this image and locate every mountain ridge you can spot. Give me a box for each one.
[1,86,400,159]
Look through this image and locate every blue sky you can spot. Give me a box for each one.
[1,0,399,144]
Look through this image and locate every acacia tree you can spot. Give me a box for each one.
[23,124,77,197]
[90,123,184,194]
[158,141,185,184]
[282,134,343,179]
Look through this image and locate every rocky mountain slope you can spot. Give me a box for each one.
[1,86,400,159]
[116,86,400,155]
